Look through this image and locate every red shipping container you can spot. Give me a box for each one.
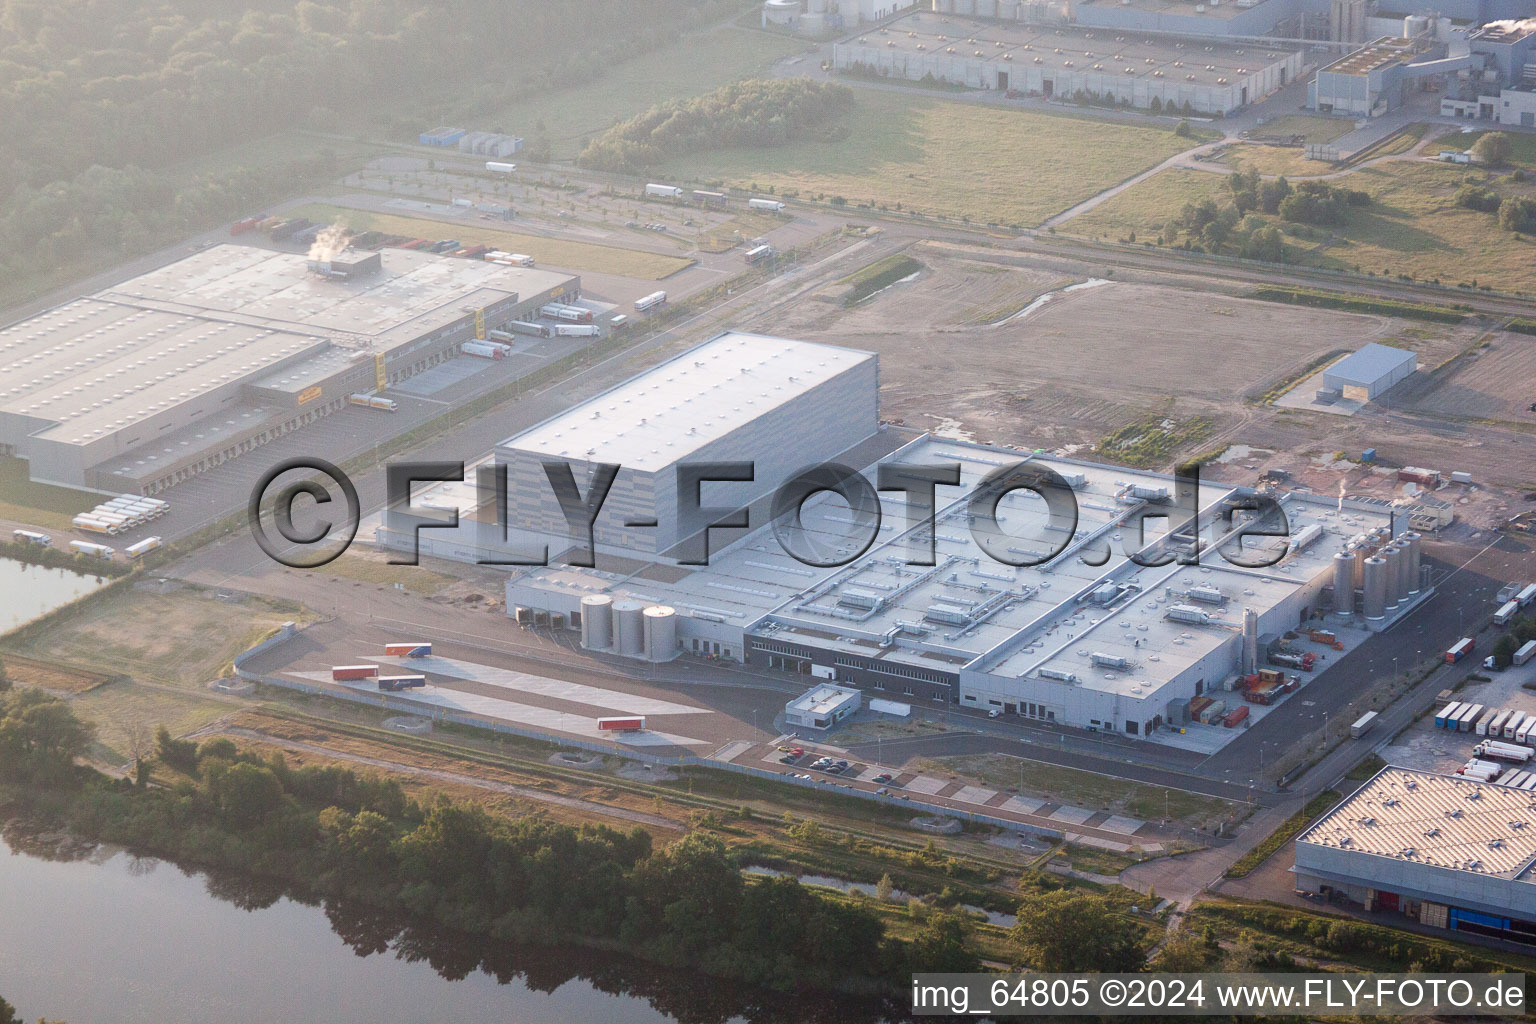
[331,664,378,681]
[597,716,645,732]
[1224,706,1250,728]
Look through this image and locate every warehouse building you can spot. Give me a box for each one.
[1322,342,1417,402]
[384,334,1425,729]
[834,13,1304,114]
[491,331,879,559]
[0,244,578,492]
[1295,767,1536,943]
[1306,35,1469,115]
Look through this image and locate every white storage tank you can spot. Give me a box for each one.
[1333,551,1356,618]
[1382,542,1403,608]
[763,0,799,26]
[1363,556,1387,621]
[581,595,613,650]
[643,605,678,662]
[614,599,646,657]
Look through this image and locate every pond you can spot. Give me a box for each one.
[0,836,897,1024]
[0,557,111,631]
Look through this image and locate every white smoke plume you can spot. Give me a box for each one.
[308,221,350,263]
[1481,18,1536,34]
[1338,478,1346,512]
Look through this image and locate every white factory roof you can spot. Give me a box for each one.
[0,298,326,444]
[101,243,572,346]
[498,331,875,472]
[847,14,1297,86]
[1299,767,1536,880]
[788,684,861,715]
[0,244,577,451]
[497,431,1397,692]
[1324,342,1417,387]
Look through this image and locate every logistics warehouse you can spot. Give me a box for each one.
[380,331,1425,738]
[0,243,579,493]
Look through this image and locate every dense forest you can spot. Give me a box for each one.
[0,0,740,297]
[577,78,851,173]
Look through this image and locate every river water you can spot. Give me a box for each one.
[0,838,895,1024]
[0,557,111,630]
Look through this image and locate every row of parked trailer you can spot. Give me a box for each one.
[71,495,169,536]
[644,183,787,214]
[1434,701,1536,741]
[1493,582,1536,627]
[14,528,161,560]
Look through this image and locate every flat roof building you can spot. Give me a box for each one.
[0,244,579,492]
[785,683,863,730]
[834,14,1304,114]
[1323,342,1417,401]
[492,331,879,559]
[1296,766,1536,943]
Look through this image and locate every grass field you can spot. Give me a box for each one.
[304,552,459,595]
[485,26,804,161]
[288,203,693,280]
[662,90,1196,227]
[923,754,1240,830]
[2,588,307,691]
[0,456,103,530]
[1066,160,1536,293]
[1223,145,1336,179]
[1252,115,1354,145]
[76,683,232,765]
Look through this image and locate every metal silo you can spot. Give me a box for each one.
[1382,543,1403,608]
[1333,551,1356,618]
[614,599,645,657]
[580,595,613,650]
[643,606,678,662]
[1405,531,1423,594]
[1242,607,1259,675]
[1363,556,1387,621]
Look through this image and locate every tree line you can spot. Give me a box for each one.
[0,0,734,299]
[577,78,852,173]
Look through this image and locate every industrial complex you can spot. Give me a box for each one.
[378,331,1432,742]
[0,244,579,493]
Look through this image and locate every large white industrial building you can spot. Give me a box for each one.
[834,13,1305,114]
[381,332,1424,737]
[1296,767,1536,944]
[0,244,579,493]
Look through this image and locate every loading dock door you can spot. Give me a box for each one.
[997,70,1009,91]
[1043,78,1054,98]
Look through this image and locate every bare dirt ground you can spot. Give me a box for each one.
[762,244,1419,453]
[1391,328,1536,427]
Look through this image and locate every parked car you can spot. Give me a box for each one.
[872,773,894,785]
[987,709,1001,719]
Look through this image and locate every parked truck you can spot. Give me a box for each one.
[1516,641,1536,668]
[12,529,50,547]
[748,198,786,213]
[1350,711,1378,739]
[505,320,552,338]
[1506,710,1528,740]
[1446,637,1476,664]
[1457,703,1485,732]
[348,394,397,412]
[1475,739,1535,763]
[384,643,432,658]
[644,183,684,199]
[68,540,114,559]
[597,716,646,732]
[461,341,506,360]
[634,290,667,312]
[1269,650,1316,671]
[331,665,378,681]
[555,324,601,337]
[1495,600,1520,627]
[124,537,161,559]
[377,675,427,692]
[1436,701,1464,728]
